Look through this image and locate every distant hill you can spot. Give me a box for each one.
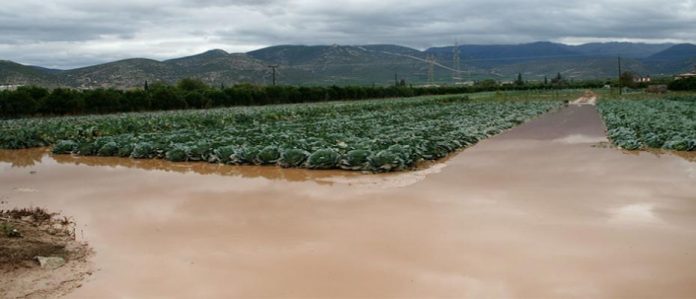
[647,43,696,60]
[0,60,58,86]
[571,42,674,58]
[427,42,580,68]
[2,41,695,88]
[644,44,696,75]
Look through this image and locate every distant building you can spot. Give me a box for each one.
[633,75,651,83]
[675,65,696,80]
[454,81,475,87]
[0,84,23,91]
[675,72,696,80]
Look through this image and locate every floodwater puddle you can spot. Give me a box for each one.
[1,147,457,190]
[1,105,696,298]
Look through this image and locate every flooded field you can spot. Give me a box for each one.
[2,106,696,298]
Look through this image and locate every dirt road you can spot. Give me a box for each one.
[570,90,597,105]
[1,105,696,298]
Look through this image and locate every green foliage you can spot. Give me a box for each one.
[52,140,78,154]
[307,149,340,169]
[1,222,21,238]
[256,146,281,165]
[77,141,97,156]
[210,145,237,164]
[1,95,563,172]
[177,78,208,92]
[279,149,309,168]
[131,142,155,159]
[150,86,187,111]
[668,77,696,91]
[165,145,189,162]
[619,72,637,89]
[0,80,603,119]
[97,141,119,156]
[340,149,371,170]
[369,150,405,172]
[598,99,696,151]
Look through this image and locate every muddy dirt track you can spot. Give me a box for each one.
[1,105,696,298]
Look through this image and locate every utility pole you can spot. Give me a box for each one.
[617,56,622,95]
[268,65,278,86]
[394,72,398,87]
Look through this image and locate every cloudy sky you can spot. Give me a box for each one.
[1,0,695,69]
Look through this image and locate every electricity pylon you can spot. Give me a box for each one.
[427,54,436,84]
[452,41,461,83]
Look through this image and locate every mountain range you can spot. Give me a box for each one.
[2,42,695,89]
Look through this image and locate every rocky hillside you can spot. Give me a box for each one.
[1,42,695,88]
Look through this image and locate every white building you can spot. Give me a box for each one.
[0,84,23,91]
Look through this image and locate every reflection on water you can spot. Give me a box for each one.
[321,163,448,189]
[609,203,662,225]
[553,134,608,144]
[618,149,696,163]
[0,148,44,168]
[0,148,444,187]
[671,151,696,162]
[52,153,357,183]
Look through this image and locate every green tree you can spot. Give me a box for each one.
[1,90,36,116]
[476,79,498,88]
[551,72,566,85]
[619,71,637,89]
[668,77,696,91]
[515,73,524,86]
[84,89,123,114]
[151,86,187,110]
[41,88,84,115]
[122,89,151,111]
[177,78,208,92]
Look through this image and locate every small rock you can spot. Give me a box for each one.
[8,228,21,238]
[36,256,66,270]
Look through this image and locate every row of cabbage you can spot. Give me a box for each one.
[0,96,462,149]
[597,99,696,151]
[2,96,562,172]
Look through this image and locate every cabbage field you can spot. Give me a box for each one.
[598,99,696,151]
[1,96,562,172]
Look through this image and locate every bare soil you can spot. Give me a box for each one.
[0,208,92,299]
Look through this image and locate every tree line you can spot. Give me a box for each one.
[0,79,605,118]
[668,77,696,91]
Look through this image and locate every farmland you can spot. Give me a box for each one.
[2,90,696,298]
[0,95,563,172]
[598,98,696,151]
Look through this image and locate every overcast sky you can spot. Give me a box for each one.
[1,0,695,69]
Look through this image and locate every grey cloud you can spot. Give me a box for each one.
[0,0,694,68]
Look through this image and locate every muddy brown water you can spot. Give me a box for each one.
[1,106,696,298]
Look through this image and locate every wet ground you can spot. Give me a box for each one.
[1,105,696,298]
